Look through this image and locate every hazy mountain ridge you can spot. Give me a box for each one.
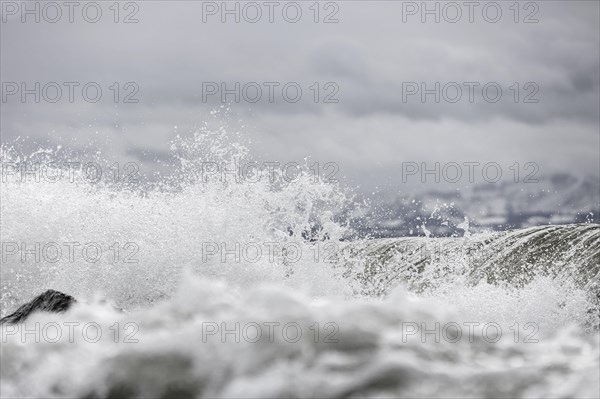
[353,173,600,238]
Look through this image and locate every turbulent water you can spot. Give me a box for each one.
[1,131,599,398]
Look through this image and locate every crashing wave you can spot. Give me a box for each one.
[1,130,598,398]
[338,224,600,298]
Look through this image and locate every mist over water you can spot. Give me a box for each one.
[1,127,599,398]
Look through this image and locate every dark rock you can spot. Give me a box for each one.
[0,289,76,324]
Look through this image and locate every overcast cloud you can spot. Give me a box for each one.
[1,0,598,193]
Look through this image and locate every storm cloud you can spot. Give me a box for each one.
[1,0,598,192]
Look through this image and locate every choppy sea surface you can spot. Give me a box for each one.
[1,131,599,398]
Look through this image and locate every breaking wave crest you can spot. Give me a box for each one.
[1,128,598,398]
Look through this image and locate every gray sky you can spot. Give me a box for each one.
[1,0,599,193]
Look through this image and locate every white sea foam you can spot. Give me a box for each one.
[1,128,598,398]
